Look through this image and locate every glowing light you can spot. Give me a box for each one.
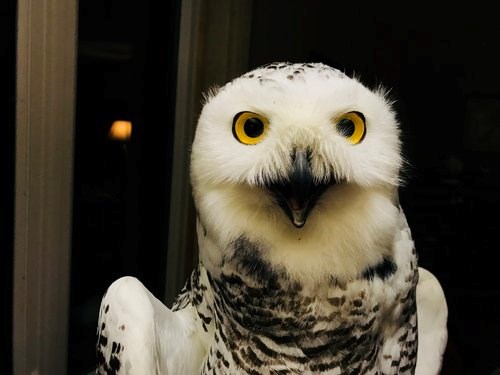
[108,120,132,141]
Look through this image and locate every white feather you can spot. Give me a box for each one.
[415,267,448,375]
[96,277,206,374]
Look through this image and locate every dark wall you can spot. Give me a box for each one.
[69,1,180,373]
[249,2,500,374]
[0,0,16,373]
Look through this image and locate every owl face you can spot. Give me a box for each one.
[191,62,403,280]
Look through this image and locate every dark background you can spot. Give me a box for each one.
[3,1,499,374]
[68,0,180,373]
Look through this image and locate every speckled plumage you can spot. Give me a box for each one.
[96,62,448,375]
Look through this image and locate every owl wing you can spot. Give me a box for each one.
[415,267,448,375]
[95,276,206,375]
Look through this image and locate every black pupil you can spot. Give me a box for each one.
[244,117,264,138]
[337,118,355,137]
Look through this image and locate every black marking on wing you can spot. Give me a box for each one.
[98,333,108,348]
[95,300,123,375]
[96,337,123,374]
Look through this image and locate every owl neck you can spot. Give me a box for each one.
[204,236,356,333]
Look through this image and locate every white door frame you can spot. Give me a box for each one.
[14,0,77,374]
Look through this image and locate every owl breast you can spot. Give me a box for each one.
[196,236,418,375]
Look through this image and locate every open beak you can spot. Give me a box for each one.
[268,149,332,228]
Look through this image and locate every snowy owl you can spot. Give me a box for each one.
[95,62,448,374]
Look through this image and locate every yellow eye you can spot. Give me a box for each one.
[232,111,269,145]
[334,111,366,144]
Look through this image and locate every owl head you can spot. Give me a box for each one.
[190,62,404,282]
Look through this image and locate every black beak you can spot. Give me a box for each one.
[268,149,332,228]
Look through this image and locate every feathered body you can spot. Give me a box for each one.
[96,62,447,375]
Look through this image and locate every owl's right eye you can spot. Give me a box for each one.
[232,111,269,145]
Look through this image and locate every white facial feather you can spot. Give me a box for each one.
[190,62,404,283]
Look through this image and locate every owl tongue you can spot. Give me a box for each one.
[289,196,303,211]
[286,188,309,228]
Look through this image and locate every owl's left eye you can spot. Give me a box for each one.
[334,111,366,144]
[232,111,269,145]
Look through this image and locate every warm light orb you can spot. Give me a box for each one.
[108,120,132,141]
